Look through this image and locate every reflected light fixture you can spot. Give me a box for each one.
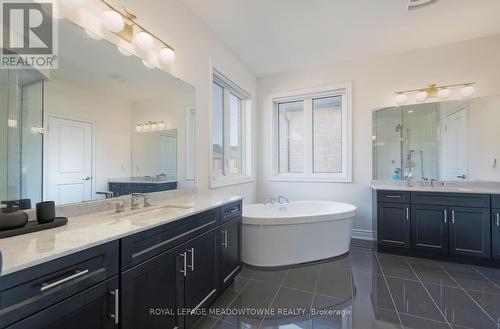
[135,121,166,132]
[85,29,102,40]
[394,82,475,105]
[142,60,155,69]
[99,0,175,63]
[117,46,132,56]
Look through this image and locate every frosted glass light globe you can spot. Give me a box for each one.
[159,48,175,64]
[395,94,407,105]
[102,10,125,33]
[415,91,428,102]
[460,85,475,98]
[135,125,143,132]
[135,31,154,49]
[437,88,450,99]
[158,122,165,129]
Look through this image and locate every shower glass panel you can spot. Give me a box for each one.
[373,104,439,181]
[0,69,44,204]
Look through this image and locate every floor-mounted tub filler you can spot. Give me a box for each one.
[242,201,357,267]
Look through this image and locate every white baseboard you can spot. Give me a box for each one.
[351,229,376,241]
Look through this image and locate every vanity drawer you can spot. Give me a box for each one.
[411,192,490,208]
[121,208,220,270]
[0,240,119,328]
[221,201,242,224]
[377,191,410,203]
[492,195,500,208]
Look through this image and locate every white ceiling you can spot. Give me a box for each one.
[180,0,500,77]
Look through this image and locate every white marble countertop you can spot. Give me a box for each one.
[370,180,500,194]
[0,193,243,276]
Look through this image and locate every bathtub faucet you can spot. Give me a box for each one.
[278,195,290,204]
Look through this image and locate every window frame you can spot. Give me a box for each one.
[210,69,253,188]
[270,83,352,183]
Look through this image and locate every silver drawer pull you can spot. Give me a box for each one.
[110,289,119,324]
[496,213,499,227]
[179,252,187,276]
[444,210,447,224]
[451,210,455,224]
[222,230,228,248]
[226,207,240,214]
[386,195,401,199]
[406,207,409,221]
[187,248,195,272]
[40,269,89,292]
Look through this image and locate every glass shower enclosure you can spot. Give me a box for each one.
[0,69,45,205]
[373,103,440,181]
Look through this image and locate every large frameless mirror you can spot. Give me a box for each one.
[0,18,196,207]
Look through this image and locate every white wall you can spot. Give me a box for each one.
[258,34,500,240]
[44,79,132,197]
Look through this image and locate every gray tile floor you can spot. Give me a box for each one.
[193,248,500,329]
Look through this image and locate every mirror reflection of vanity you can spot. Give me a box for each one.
[373,95,500,182]
[0,19,196,207]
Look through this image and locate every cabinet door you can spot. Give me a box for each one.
[220,217,242,289]
[184,228,219,328]
[493,209,500,260]
[449,207,491,258]
[121,245,185,329]
[411,204,448,253]
[377,203,410,248]
[7,277,118,329]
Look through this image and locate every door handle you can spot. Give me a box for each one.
[82,176,91,181]
[178,252,187,277]
[187,248,195,272]
[451,210,455,224]
[443,209,447,224]
[222,230,228,248]
[40,269,89,292]
[110,289,119,324]
[456,174,467,179]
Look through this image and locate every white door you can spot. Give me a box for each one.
[158,134,177,178]
[443,107,468,181]
[46,116,93,204]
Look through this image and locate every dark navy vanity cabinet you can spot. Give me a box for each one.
[109,181,178,197]
[375,190,499,266]
[0,200,243,329]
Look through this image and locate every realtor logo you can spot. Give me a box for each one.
[1,0,58,69]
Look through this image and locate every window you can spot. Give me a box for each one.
[272,84,351,182]
[211,70,252,187]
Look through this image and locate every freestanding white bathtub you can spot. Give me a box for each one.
[242,201,356,267]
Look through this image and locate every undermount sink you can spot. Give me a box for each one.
[112,203,195,219]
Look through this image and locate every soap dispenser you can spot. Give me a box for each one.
[0,201,28,231]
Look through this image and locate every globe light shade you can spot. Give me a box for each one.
[135,31,154,49]
[117,47,132,56]
[135,125,143,132]
[395,94,407,105]
[142,60,155,69]
[460,85,475,98]
[415,91,428,102]
[437,88,450,99]
[158,122,165,129]
[102,10,125,33]
[159,48,175,64]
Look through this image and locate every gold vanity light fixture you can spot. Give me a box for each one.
[394,82,475,105]
[136,121,166,132]
[100,0,176,65]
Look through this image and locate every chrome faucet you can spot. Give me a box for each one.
[278,195,290,204]
[111,200,126,213]
[131,193,152,210]
[264,197,278,205]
